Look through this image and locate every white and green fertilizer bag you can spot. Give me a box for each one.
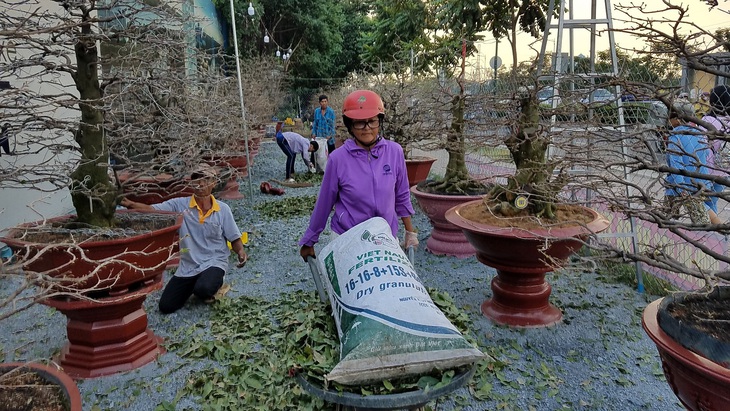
[317,217,485,385]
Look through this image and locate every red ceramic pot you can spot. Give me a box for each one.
[405,156,437,187]
[445,200,609,327]
[1,210,182,294]
[1,211,182,378]
[118,170,194,205]
[411,186,483,258]
[204,154,249,175]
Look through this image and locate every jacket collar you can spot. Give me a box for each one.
[343,136,385,158]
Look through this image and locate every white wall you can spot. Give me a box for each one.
[0,0,78,233]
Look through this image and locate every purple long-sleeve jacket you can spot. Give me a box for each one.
[299,137,415,246]
[701,114,730,175]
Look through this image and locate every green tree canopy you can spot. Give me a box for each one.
[362,0,430,71]
[213,0,371,94]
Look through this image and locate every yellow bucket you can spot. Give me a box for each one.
[227,232,248,249]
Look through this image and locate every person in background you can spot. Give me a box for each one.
[299,90,418,261]
[121,163,247,313]
[0,123,15,156]
[665,102,717,225]
[695,91,711,117]
[700,84,730,225]
[311,94,336,154]
[276,122,318,182]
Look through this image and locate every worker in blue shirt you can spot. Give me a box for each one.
[311,95,336,154]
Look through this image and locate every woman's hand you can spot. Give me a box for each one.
[300,245,316,262]
[404,230,419,249]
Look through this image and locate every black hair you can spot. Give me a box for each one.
[318,95,328,102]
[710,85,730,116]
[310,140,319,152]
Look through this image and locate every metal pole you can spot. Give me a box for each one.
[229,0,254,200]
[410,48,414,81]
[493,39,499,84]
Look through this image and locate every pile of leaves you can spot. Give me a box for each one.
[294,173,323,185]
[254,196,317,220]
[168,289,491,410]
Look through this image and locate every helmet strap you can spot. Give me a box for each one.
[355,135,381,148]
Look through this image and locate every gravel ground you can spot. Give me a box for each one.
[0,140,683,410]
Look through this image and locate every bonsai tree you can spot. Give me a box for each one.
[589,0,730,280]
[575,3,730,405]
[0,1,283,379]
[363,0,553,197]
[369,60,442,158]
[0,1,268,230]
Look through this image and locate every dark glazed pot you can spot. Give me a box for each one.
[0,362,82,410]
[445,200,609,327]
[656,287,730,367]
[643,298,730,411]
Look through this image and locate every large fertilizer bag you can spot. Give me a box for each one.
[318,217,485,385]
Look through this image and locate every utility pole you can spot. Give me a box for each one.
[493,40,499,87]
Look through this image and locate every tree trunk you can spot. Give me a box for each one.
[495,94,557,218]
[443,93,470,183]
[70,23,116,227]
[425,60,489,196]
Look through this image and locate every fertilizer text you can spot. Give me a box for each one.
[344,264,422,298]
[348,249,410,275]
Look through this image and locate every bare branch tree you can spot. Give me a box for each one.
[0,0,285,323]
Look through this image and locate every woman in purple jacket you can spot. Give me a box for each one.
[299,90,418,260]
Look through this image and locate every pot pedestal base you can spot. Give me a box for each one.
[425,227,476,259]
[411,186,480,259]
[481,266,562,327]
[42,278,165,379]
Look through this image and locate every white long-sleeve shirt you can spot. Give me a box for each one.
[282,132,311,158]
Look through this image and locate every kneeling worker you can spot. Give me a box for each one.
[121,163,247,314]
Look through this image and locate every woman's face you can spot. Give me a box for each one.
[351,116,380,148]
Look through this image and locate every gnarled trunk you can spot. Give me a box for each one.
[69,17,116,227]
[424,77,489,196]
[492,94,557,219]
